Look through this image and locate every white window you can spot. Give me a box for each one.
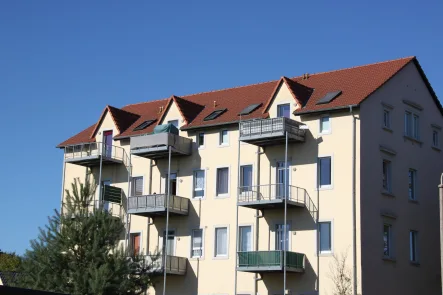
[191,229,203,258]
[240,165,253,193]
[409,230,418,262]
[433,130,439,148]
[130,176,143,196]
[383,109,391,129]
[318,157,332,188]
[408,169,417,200]
[168,119,179,128]
[238,226,252,252]
[197,132,205,148]
[214,227,228,257]
[318,222,332,253]
[405,111,419,139]
[216,167,229,196]
[193,170,205,199]
[320,116,331,134]
[382,160,391,192]
[383,224,392,258]
[277,103,290,118]
[219,130,229,145]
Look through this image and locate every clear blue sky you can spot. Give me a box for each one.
[0,0,442,254]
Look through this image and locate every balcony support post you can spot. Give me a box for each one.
[126,153,132,250]
[163,146,172,295]
[98,148,103,206]
[283,131,288,295]
[59,159,66,215]
[234,116,241,295]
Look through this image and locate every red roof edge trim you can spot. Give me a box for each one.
[262,78,284,114]
[90,106,114,139]
[157,97,174,126]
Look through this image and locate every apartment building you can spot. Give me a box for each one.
[57,56,443,295]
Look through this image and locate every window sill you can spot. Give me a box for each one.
[191,197,205,201]
[408,199,419,204]
[410,261,420,267]
[319,131,331,136]
[217,144,230,148]
[198,146,205,150]
[316,185,333,191]
[318,251,333,257]
[189,257,204,261]
[213,255,229,260]
[382,256,396,263]
[215,195,230,199]
[381,190,395,198]
[382,126,393,133]
[403,135,423,145]
[432,146,441,152]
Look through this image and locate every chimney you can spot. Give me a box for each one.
[213,101,217,108]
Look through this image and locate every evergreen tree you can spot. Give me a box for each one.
[0,250,21,271]
[17,177,155,295]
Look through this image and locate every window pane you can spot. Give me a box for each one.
[405,112,412,136]
[217,168,229,195]
[320,116,330,133]
[319,222,331,252]
[433,130,439,147]
[382,160,390,191]
[168,120,179,127]
[239,226,252,252]
[383,224,391,257]
[193,170,205,198]
[240,165,253,192]
[198,133,204,147]
[319,157,331,186]
[408,169,416,200]
[215,227,227,256]
[277,104,290,118]
[410,231,417,262]
[413,115,419,139]
[275,224,289,250]
[220,130,228,144]
[131,177,143,196]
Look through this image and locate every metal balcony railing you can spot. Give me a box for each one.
[239,117,306,145]
[238,184,318,220]
[144,254,187,275]
[130,133,192,159]
[127,194,189,216]
[62,200,124,219]
[237,250,305,272]
[64,142,130,167]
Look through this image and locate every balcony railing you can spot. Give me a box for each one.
[238,184,317,220]
[237,251,305,273]
[62,200,124,219]
[144,254,187,275]
[239,117,306,146]
[130,133,192,159]
[127,194,189,217]
[64,142,130,167]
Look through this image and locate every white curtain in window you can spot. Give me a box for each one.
[131,177,143,196]
[217,168,229,195]
[194,170,205,198]
[216,227,227,256]
[239,226,252,251]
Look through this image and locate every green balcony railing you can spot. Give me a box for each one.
[237,250,305,270]
[102,185,122,203]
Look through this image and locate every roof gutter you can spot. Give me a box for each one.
[294,104,359,116]
[181,121,240,131]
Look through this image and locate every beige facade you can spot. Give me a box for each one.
[59,62,442,295]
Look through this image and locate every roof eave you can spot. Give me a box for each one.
[294,104,360,116]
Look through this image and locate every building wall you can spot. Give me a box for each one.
[359,62,442,295]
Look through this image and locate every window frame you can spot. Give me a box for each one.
[277,103,291,118]
[240,164,254,195]
[129,231,142,256]
[167,119,179,128]
[192,169,206,200]
[383,223,392,259]
[409,230,419,263]
[404,110,420,140]
[274,222,291,251]
[190,228,204,259]
[383,109,391,129]
[318,220,333,255]
[317,155,333,190]
[408,169,417,201]
[219,129,229,146]
[213,225,229,259]
[197,132,205,149]
[382,159,392,193]
[130,176,144,197]
[215,166,230,198]
[432,128,440,148]
[319,115,331,135]
[238,224,253,252]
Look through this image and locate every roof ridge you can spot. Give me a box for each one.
[123,97,170,108]
[298,56,415,78]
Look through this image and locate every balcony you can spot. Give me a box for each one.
[130,133,192,159]
[62,200,124,219]
[145,254,187,275]
[127,194,189,217]
[239,117,306,146]
[64,142,129,167]
[237,251,305,273]
[238,184,317,219]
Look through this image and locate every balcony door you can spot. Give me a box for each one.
[275,224,290,251]
[161,230,176,256]
[130,232,141,256]
[165,173,177,196]
[103,130,113,158]
[276,161,290,199]
[101,180,111,212]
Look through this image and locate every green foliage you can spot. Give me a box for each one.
[0,250,21,271]
[16,177,155,295]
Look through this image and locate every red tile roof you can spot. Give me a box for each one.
[58,56,440,147]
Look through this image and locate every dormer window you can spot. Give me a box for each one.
[204,109,226,121]
[277,104,290,118]
[133,120,155,131]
